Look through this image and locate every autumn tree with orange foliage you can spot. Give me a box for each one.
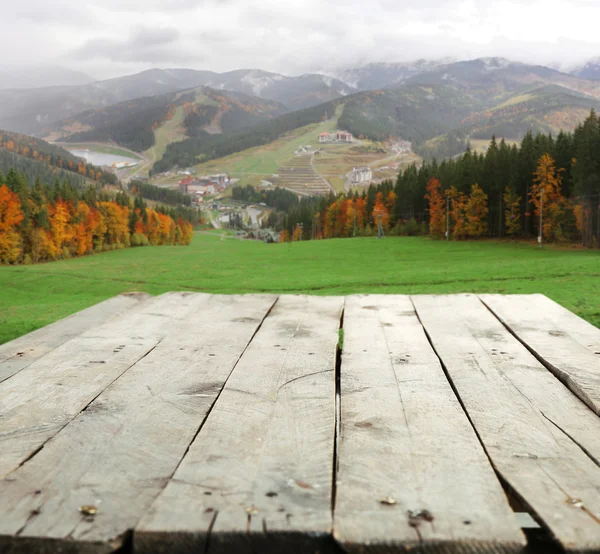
[530,154,565,241]
[371,192,392,232]
[0,170,196,265]
[424,178,446,239]
[0,185,24,263]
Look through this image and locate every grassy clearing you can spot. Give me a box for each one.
[191,119,339,179]
[1,235,598,344]
[146,106,187,164]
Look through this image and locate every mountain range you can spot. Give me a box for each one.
[2,56,600,170]
[0,68,351,135]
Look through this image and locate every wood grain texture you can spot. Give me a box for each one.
[334,295,524,554]
[479,294,600,416]
[412,294,600,553]
[0,293,152,384]
[0,294,276,554]
[0,292,202,478]
[135,295,344,554]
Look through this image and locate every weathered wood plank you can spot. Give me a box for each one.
[468,297,600,464]
[480,294,600,416]
[334,295,524,554]
[482,294,600,354]
[135,295,344,554]
[0,292,205,478]
[412,294,600,553]
[0,293,152,384]
[0,294,276,554]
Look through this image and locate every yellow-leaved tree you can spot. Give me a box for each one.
[531,154,564,242]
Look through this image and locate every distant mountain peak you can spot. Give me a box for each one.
[571,58,600,81]
[326,59,453,91]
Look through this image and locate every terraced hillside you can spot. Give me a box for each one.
[273,154,332,195]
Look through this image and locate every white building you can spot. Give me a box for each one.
[349,167,372,184]
[319,131,354,143]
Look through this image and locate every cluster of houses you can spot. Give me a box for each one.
[179,173,229,203]
[348,166,373,185]
[318,131,354,143]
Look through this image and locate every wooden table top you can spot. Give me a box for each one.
[0,292,599,554]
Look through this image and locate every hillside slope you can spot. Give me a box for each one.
[54,87,288,153]
[149,73,600,173]
[0,129,119,187]
[456,84,600,139]
[0,129,117,183]
[406,58,600,102]
[208,69,350,109]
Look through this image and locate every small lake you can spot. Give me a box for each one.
[68,149,139,167]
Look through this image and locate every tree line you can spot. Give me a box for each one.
[393,110,600,245]
[0,169,194,265]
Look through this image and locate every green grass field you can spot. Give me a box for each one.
[1,234,598,344]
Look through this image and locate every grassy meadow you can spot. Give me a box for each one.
[1,233,598,344]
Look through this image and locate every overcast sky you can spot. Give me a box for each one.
[3,0,600,80]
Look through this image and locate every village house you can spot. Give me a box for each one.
[179,177,194,194]
[349,166,372,184]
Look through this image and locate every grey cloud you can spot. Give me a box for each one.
[13,1,91,24]
[90,0,224,12]
[74,27,184,63]
[2,0,600,80]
